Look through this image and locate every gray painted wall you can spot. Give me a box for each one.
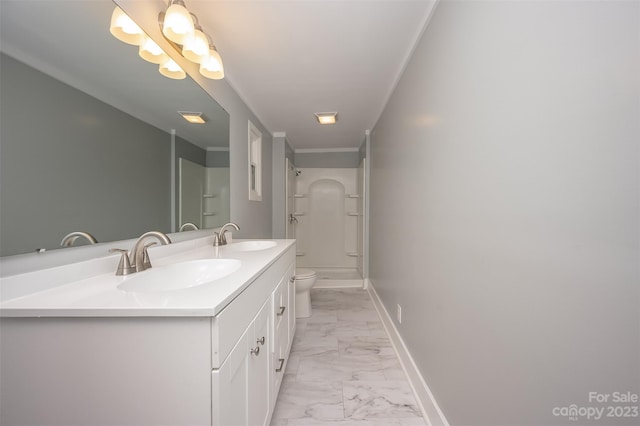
[206,150,230,168]
[370,1,639,425]
[295,150,360,168]
[0,54,171,256]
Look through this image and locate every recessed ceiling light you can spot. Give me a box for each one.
[179,111,206,124]
[315,112,338,125]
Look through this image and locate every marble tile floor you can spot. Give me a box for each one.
[271,288,426,426]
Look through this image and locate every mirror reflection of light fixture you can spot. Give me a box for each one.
[179,111,207,124]
[110,6,143,45]
[159,58,186,80]
[315,112,338,125]
[162,0,194,45]
[139,35,169,64]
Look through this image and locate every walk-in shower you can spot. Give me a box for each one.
[293,166,365,288]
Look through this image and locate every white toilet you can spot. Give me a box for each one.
[294,268,317,318]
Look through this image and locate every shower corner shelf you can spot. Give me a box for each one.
[346,194,360,198]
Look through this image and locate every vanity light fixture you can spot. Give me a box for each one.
[179,111,207,124]
[315,112,338,125]
[109,2,224,81]
[161,0,194,45]
[199,44,224,79]
[182,23,210,64]
[158,1,225,80]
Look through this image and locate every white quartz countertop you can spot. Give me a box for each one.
[0,239,295,317]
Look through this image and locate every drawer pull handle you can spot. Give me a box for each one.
[257,336,265,346]
[275,358,285,372]
[250,346,260,356]
[277,306,286,316]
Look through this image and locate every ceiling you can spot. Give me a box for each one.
[186,0,437,150]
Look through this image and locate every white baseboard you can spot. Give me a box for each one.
[314,279,364,289]
[367,282,449,426]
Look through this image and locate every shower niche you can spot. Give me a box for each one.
[294,168,363,287]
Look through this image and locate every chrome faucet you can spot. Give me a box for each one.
[179,222,199,232]
[130,231,172,273]
[213,222,240,246]
[60,231,98,247]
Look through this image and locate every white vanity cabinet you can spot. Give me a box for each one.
[0,241,296,426]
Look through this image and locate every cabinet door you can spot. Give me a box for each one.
[248,300,271,426]
[212,327,250,426]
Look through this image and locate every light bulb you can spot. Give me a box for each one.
[200,47,224,80]
[139,35,169,64]
[162,1,194,45]
[159,58,186,80]
[182,28,209,64]
[110,6,143,45]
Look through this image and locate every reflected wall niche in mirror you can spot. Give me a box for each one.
[0,0,230,257]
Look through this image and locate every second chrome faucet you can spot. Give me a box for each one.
[213,222,240,246]
[109,231,172,276]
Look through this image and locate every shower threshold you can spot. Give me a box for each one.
[309,267,363,289]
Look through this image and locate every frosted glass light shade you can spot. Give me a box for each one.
[182,28,209,64]
[199,48,224,80]
[110,6,143,45]
[162,1,194,45]
[139,35,169,64]
[159,58,186,80]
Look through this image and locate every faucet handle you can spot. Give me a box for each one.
[212,232,222,247]
[109,248,135,276]
[141,242,157,270]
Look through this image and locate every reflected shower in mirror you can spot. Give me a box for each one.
[0,0,230,257]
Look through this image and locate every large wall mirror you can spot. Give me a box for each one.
[0,0,230,257]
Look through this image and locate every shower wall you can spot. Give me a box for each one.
[294,168,360,270]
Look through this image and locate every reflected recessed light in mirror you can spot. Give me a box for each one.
[179,111,207,124]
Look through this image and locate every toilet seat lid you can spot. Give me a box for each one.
[295,268,316,279]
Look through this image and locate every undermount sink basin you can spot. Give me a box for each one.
[228,241,277,251]
[118,259,242,293]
